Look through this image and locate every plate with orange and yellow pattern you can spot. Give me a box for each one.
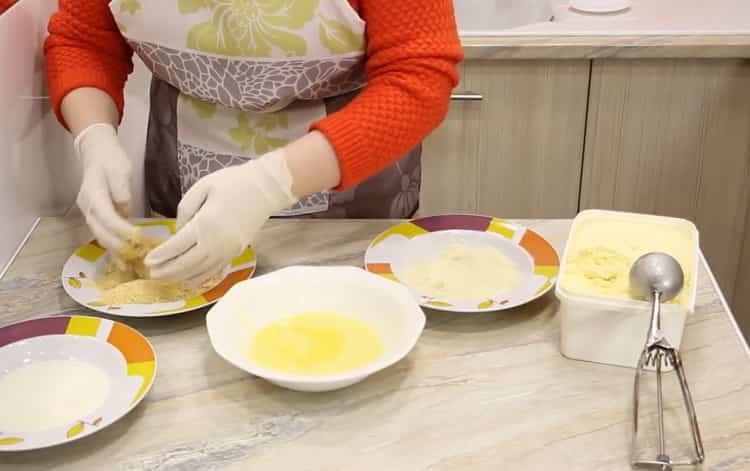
[0,315,155,451]
[61,219,256,317]
[365,215,559,313]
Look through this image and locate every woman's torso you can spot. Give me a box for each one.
[111,0,421,219]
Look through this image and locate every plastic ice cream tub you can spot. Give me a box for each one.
[556,209,699,369]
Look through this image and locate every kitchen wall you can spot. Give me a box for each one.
[0,0,77,275]
[0,1,151,276]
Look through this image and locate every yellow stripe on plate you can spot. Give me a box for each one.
[127,361,155,405]
[533,265,559,295]
[534,265,560,278]
[155,295,209,315]
[371,222,428,247]
[65,316,100,337]
[378,273,400,283]
[0,437,23,445]
[487,218,515,240]
[75,244,106,263]
[231,246,256,268]
[535,280,552,296]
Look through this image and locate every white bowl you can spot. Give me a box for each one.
[556,210,699,369]
[206,266,426,392]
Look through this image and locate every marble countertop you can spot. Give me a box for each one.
[1,217,749,470]
[461,0,750,59]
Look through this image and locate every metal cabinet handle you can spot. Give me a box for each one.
[450,91,483,101]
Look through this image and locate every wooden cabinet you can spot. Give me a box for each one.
[421,60,590,218]
[420,63,481,215]
[734,209,750,338]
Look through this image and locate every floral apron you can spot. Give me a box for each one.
[111,0,421,218]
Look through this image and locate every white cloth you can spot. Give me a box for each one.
[144,149,298,284]
[74,123,137,253]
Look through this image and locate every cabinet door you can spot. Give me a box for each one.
[421,60,590,218]
[733,211,750,341]
[421,63,482,215]
[580,59,750,301]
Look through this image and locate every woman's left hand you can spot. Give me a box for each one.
[144,149,297,284]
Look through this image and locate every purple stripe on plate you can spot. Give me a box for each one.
[0,317,70,348]
[412,215,491,233]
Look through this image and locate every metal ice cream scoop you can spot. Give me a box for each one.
[630,252,704,470]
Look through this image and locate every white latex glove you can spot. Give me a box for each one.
[75,123,137,253]
[145,149,298,284]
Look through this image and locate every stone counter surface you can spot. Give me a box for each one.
[0,217,749,470]
[461,34,750,59]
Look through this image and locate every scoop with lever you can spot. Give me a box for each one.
[630,252,704,470]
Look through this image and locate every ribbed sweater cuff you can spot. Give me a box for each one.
[310,112,371,192]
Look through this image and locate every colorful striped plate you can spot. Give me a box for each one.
[365,215,560,312]
[61,219,256,317]
[0,315,155,451]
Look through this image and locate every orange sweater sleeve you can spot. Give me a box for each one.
[312,0,463,190]
[0,0,17,14]
[44,0,133,129]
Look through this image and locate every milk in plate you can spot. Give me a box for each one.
[0,359,110,433]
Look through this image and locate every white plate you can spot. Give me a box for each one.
[365,215,560,313]
[0,315,156,451]
[61,219,256,317]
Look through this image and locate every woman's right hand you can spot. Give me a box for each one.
[74,123,137,252]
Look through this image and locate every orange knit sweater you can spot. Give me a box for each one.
[44,0,463,190]
[0,0,17,14]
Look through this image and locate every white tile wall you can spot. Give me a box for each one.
[0,0,77,275]
[0,1,151,275]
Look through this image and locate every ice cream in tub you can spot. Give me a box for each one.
[556,210,699,368]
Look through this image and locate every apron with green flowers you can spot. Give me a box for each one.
[111,0,421,218]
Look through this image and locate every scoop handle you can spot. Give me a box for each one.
[646,291,662,343]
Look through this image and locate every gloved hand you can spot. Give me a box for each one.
[75,123,137,254]
[145,149,298,285]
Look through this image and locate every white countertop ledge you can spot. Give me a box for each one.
[460,0,750,37]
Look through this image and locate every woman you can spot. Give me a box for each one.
[45,0,462,284]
